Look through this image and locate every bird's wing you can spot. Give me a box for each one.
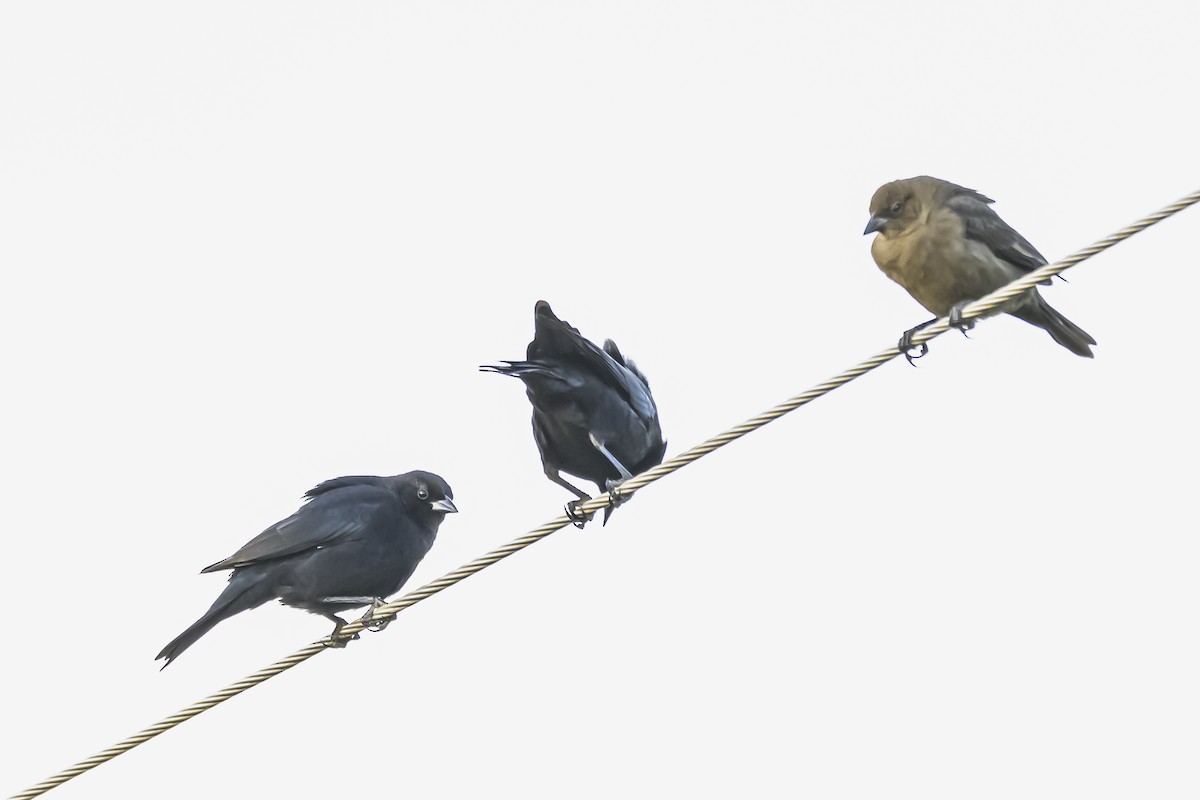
[948,190,1048,274]
[601,339,657,420]
[304,474,386,500]
[531,307,656,419]
[201,485,387,573]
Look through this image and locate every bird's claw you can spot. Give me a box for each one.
[565,499,594,529]
[597,479,632,527]
[898,318,936,365]
[324,624,360,648]
[360,599,392,632]
[604,479,628,510]
[948,304,975,337]
[326,618,362,647]
[898,332,929,366]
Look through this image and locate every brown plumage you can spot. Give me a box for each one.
[864,176,1095,358]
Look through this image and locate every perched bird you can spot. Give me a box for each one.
[864,176,1096,361]
[482,301,666,525]
[157,471,456,667]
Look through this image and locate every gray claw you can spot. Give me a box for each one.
[565,500,594,529]
[324,617,360,648]
[360,598,392,632]
[948,303,975,337]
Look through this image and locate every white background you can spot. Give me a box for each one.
[2,2,1197,798]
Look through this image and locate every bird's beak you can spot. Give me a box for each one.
[863,214,886,235]
[430,498,458,514]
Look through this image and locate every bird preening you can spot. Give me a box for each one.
[156,471,456,667]
[864,175,1096,363]
[482,300,666,526]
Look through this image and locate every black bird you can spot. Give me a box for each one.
[482,301,666,524]
[864,175,1096,361]
[157,471,456,667]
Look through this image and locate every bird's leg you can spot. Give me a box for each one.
[323,613,358,648]
[587,433,634,480]
[545,465,592,500]
[898,317,937,365]
[360,598,392,632]
[948,302,975,337]
[588,434,637,524]
[547,466,594,528]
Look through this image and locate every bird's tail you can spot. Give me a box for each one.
[479,360,563,381]
[1010,292,1096,358]
[155,576,271,668]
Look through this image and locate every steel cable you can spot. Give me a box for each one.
[11,187,1198,800]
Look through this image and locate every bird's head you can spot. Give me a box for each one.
[864,179,923,238]
[397,471,458,524]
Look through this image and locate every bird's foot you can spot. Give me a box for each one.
[604,479,628,510]
[360,598,392,632]
[600,480,630,527]
[898,320,935,366]
[324,618,360,648]
[948,303,975,338]
[565,499,595,529]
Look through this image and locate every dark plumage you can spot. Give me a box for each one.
[864,175,1096,359]
[482,301,666,524]
[156,471,456,667]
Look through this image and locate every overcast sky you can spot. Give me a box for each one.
[3,3,1198,798]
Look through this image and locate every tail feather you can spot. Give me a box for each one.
[156,610,228,669]
[1010,294,1096,358]
[156,577,271,668]
[479,360,566,383]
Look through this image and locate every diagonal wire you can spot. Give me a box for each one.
[10,188,1198,800]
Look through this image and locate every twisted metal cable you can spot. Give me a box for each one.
[11,188,1198,800]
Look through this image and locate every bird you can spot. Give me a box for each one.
[482,300,666,525]
[864,175,1096,362]
[156,471,456,667]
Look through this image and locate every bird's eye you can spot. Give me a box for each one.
[417,488,430,500]
[890,200,904,214]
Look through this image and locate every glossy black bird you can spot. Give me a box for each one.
[156,471,456,667]
[482,301,666,524]
[864,175,1096,361]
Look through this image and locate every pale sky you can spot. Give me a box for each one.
[3,3,1198,798]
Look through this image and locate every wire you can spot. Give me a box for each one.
[10,188,1198,800]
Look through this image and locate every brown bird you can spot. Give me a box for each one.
[864,176,1095,362]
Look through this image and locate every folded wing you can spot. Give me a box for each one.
[201,481,389,573]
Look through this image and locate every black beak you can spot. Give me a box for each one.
[863,214,886,236]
